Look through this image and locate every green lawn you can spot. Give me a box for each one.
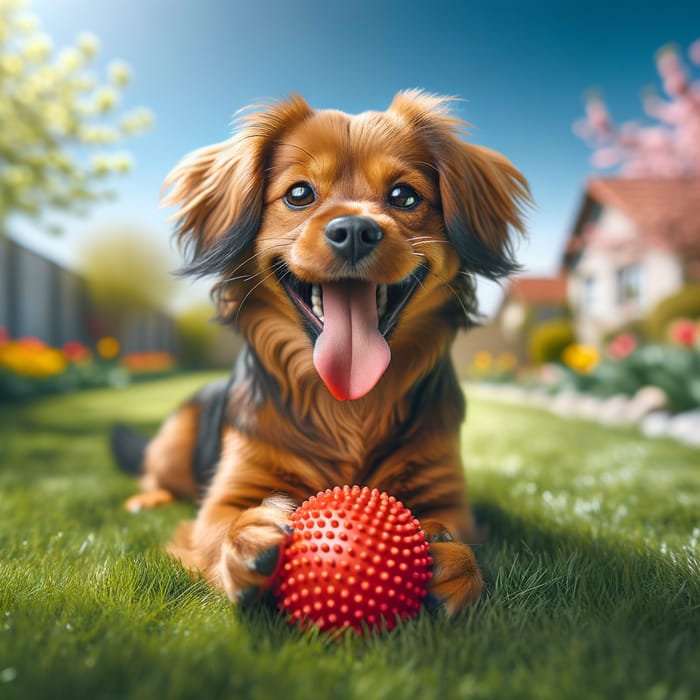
[1,374,698,700]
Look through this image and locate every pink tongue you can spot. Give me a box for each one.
[312,280,391,401]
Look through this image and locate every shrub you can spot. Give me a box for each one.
[176,305,220,369]
[645,284,700,341]
[527,319,575,365]
[557,344,700,412]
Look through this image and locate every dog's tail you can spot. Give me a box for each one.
[110,423,149,476]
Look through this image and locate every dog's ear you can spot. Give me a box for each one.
[389,90,530,279]
[162,95,313,278]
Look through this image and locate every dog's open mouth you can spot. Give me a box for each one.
[275,262,427,401]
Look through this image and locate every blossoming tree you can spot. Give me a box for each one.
[574,38,700,178]
[0,0,153,231]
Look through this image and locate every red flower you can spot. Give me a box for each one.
[608,333,637,359]
[0,326,9,346]
[667,319,696,347]
[62,341,91,362]
[19,336,47,351]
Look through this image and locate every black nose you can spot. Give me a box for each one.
[324,216,383,264]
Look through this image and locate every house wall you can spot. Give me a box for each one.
[568,206,683,344]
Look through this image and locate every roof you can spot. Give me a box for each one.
[562,177,700,268]
[505,275,568,305]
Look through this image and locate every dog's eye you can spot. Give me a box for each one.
[388,184,420,210]
[284,182,316,208]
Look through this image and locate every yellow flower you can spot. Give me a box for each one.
[496,352,518,373]
[472,350,493,373]
[107,60,131,87]
[111,151,132,173]
[561,344,600,374]
[77,32,100,59]
[0,341,66,378]
[57,46,82,72]
[23,33,53,62]
[94,86,118,113]
[97,336,120,359]
[0,54,24,78]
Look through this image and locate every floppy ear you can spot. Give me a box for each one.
[162,95,313,278]
[389,90,530,279]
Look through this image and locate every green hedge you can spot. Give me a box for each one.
[645,284,700,341]
[527,318,576,365]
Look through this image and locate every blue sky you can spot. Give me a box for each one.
[15,0,700,313]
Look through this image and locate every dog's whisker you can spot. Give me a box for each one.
[424,267,473,322]
[233,260,287,324]
[220,242,291,285]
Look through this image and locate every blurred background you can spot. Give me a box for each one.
[1,0,699,412]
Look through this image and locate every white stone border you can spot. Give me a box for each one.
[467,382,700,448]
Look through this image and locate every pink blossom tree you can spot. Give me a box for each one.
[574,39,700,177]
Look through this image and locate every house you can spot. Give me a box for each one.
[498,275,569,342]
[450,274,568,374]
[562,177,700,344]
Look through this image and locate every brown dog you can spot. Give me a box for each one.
[112,90,529,614]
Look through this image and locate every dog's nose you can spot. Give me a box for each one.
[324,216,383,264]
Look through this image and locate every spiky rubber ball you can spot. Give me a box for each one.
[272,485,433,634]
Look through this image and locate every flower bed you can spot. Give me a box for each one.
[0,328,177,401]
[553,320,700,413]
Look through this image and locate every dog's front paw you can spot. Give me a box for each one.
[218,497,295,604]
[427,541,483,615]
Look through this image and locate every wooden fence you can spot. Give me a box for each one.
[0,236,177,353]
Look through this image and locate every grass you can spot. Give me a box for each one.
[1,373,698,700]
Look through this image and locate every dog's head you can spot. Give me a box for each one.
[164,91,529,401]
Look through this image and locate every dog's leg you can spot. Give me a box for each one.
[120,404,200,511]
[169,494,296,603]
[420,516,484,614]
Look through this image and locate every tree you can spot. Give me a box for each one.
[79,226,177,320]
[0,0,153,230]
[574,38,700,178]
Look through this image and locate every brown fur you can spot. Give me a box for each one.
[133,90,529,614]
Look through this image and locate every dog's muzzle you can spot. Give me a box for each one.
[324,215,383,265]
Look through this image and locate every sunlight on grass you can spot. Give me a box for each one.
[1,374,699,700]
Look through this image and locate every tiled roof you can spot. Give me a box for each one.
[563,177,700,267]
[506,276,568,305]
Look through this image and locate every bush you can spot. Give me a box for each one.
[602,319,648,345]
[557,344,700,412]
[527,319,575,365]
[176,305,220,369]
[645,284,700,341]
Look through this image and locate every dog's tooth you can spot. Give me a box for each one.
[311,284,323,320]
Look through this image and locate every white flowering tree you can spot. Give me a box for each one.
[0,0,153,231]
[574,39,700,177]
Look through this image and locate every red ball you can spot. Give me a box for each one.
[272,485,433,634]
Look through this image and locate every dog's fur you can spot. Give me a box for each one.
[116,90,529,614]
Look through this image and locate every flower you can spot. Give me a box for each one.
[121,351,175,373]
[76,32,100,59]
[62,341,91,363]
[96,336,120,359]
[471,350,493,374]
[0,340,67,378]
[107,60,131,87]
[608,333,637,360]
[667,318,696,347]
[561,344,600,374]
[0,326,9,346]
[496,352,518,373]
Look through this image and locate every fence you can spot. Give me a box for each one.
[0,236,177,353]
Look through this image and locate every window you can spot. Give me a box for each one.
[616,265,642,305]
[582,276,596,313]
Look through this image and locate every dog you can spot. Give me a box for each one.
[111,90,529,615]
